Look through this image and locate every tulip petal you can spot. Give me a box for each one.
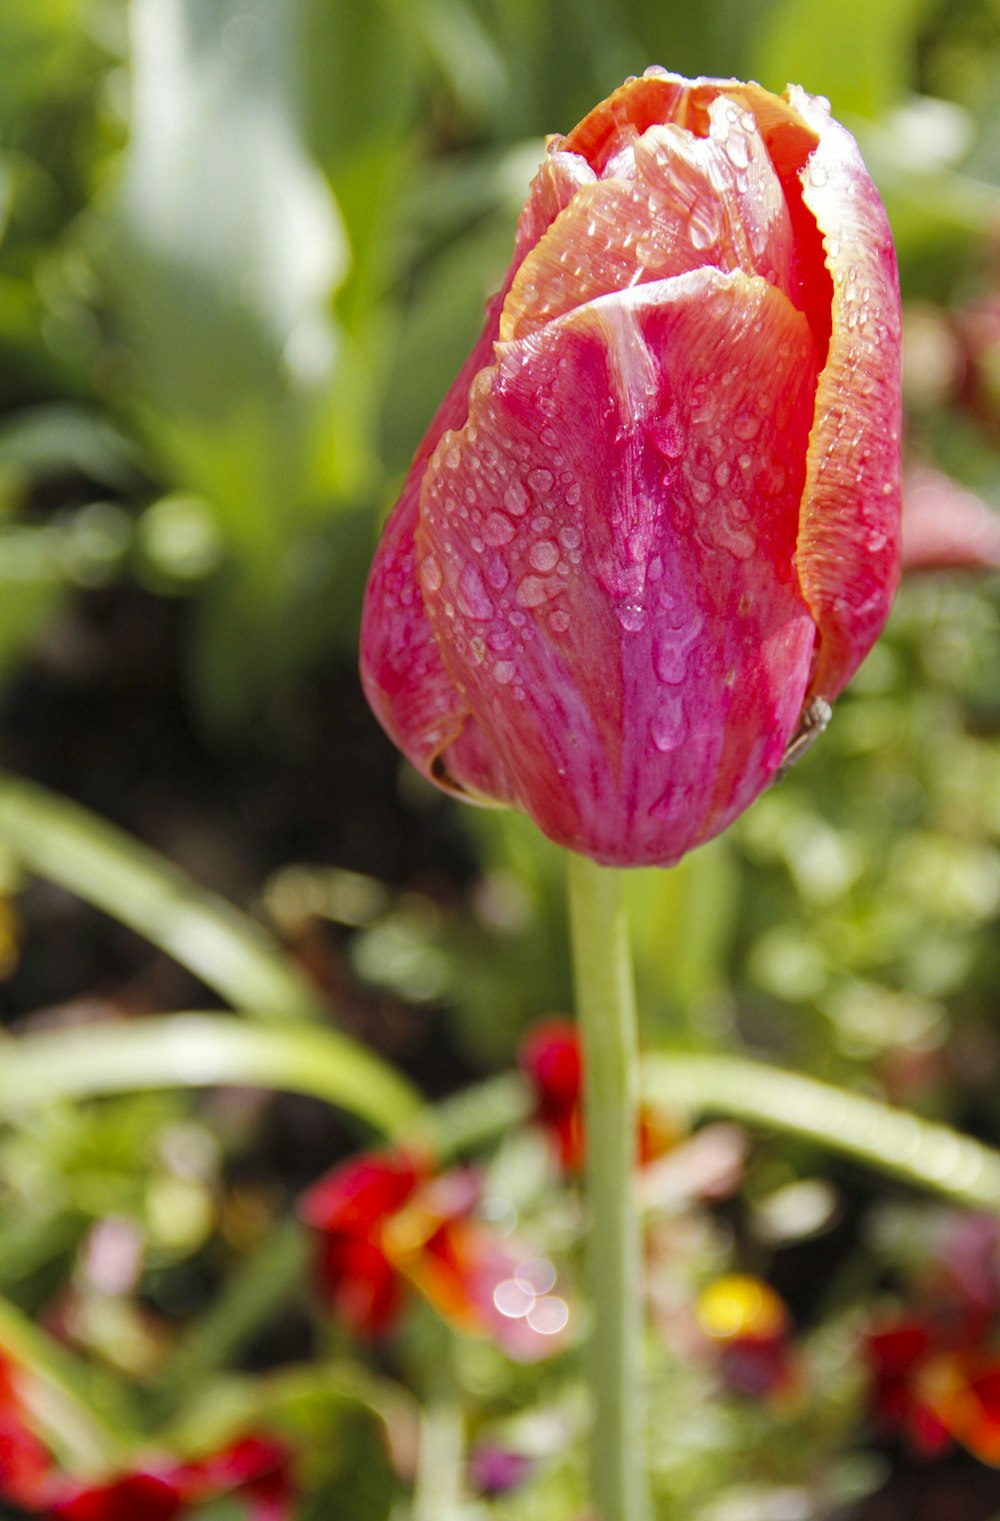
[503,96,796,342]
[786,86,902,698]
[418,268,819,865]
[359,151,594,794]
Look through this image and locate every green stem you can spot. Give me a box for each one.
[566,853,651,1521]
[412,1392,464,1521]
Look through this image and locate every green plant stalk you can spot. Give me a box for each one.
[567,853,651,1521]
[412,1390,464,1521]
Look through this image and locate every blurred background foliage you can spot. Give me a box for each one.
[4,0,1000,1517]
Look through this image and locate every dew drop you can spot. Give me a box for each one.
[494,661,516,685]
[528,467,554,495]
[732,413,760,441]
[421,554,442,593]
[529,539,560,573]
[617,602,646,633]
[651,694,685,752]
[484,511,515,546]
[517,575,559,608]
[549,609,571,634]
[457,563,494,621]
[505,481,529,517]
[484,553,510,592]
[559,525,582,551]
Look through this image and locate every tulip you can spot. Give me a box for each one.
[360,68,902,867]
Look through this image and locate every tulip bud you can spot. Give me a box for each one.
[360,69,902,867]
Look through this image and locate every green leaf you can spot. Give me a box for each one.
[0,774,326,1021]
[0,1293,136,1470]
[645,1053,1000,1211]
[0,405,142,490]
[146,1221,308,1420]
[748,0,931,118]
[0,1013,422,1137]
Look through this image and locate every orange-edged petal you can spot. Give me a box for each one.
[417,268,819,866]
[787,85,902,699]
[502,95,796,342]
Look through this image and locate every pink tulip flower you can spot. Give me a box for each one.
[360,69,902,866]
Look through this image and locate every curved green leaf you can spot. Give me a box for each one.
[0,774,326,1021]
[0,1014,422,1137]
[645,1053,1000,1211]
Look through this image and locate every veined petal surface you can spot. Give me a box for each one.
[417,269,819,865]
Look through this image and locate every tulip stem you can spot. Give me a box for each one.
[567,853,651,1521]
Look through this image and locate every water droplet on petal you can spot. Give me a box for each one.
[527,468,554,495]
[421,555,442,594]
[484,511,515,546]
[505,481,529,517]
[457,563,494,621]
[484,553,510,592]
[651,694,686,752]
[494,660,516,685]
[517,575,561,608]
[617,602,646,633]
[529,539,559,573]
[549,609,570,634]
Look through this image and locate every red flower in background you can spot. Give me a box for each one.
[0,1353,293,1521]
[41,1439,294,1521]
[519,1019,676,1171]
[51,1473,184,1521]
[298,1149,422,1336]
[519,1021,585,1169]
[0,1356,60,1512]
[299,1149,569,1361]
[865,1214,1000,1464]
[360,67,901,867]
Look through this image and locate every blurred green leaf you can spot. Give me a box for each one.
[0,773,327,1020]
[749,0,931,116]
[0,1293,137,1470]
[646,1054,1000,1211]
[0,405,142,489]
[0,1013,422,1136]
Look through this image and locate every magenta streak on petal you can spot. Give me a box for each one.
[358,152,595,794]
[419,269,820,865]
